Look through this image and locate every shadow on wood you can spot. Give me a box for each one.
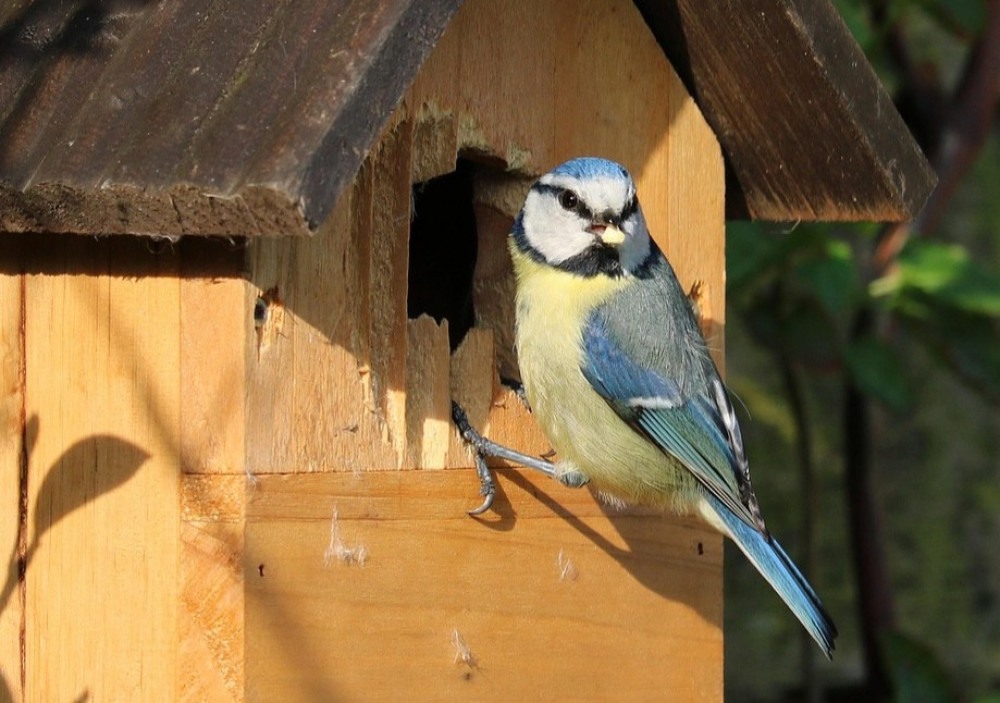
[0,416,150,617]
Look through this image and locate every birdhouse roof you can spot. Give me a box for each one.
[0,0,935,237]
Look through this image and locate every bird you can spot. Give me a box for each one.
[455,156,837,657]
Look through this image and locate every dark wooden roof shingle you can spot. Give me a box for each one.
[0,0,463,236]
[635,0,936,221]
[0,0,935,237]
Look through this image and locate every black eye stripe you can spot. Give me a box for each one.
[573,196,594,221]
[534,182,637,223]
[533,183,565,199]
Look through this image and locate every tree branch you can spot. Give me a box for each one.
[844,312,897,700]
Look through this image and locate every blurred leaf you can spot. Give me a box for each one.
[881,630,955,703]
[900,303,1000,404]
[793,239,860,317]
[886,0,915,25]
[781,302,842,367]
[845,336,912,411]
[833,0,876,49]
[947,0,987,35]
[727,223,836,294]
[729,376,796,444]
[872,240,1000,315]
[726,222,791,294]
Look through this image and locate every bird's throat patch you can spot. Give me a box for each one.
[557,243,623,278]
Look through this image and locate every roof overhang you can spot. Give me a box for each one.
[0,0,935,237]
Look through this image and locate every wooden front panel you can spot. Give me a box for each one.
[243,0,726,699]
[245,471,723,701]
[241,0,726,475]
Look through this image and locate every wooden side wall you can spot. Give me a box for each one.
[0,238,182,701]
[0,252,23,701]
[0,0,725,700]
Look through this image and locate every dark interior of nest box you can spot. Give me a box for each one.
[407,156,519,355]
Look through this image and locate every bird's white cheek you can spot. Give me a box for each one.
[522,198,594,264]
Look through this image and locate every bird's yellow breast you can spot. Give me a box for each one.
[510,247,697,509]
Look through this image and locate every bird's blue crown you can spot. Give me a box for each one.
[550,157,631,182]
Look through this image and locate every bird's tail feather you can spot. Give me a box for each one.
[699,493,838,658]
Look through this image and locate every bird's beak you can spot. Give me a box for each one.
[598,224,626,246]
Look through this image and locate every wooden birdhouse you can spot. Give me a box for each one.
[0,0,933,700]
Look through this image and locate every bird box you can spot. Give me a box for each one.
[0,0,933,700]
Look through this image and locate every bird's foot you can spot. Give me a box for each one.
[557,468,590,488]
[452,401,576,515]
[686,279,707,322]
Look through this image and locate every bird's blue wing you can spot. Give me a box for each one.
[582,312,838,656]
[581,313,759,531]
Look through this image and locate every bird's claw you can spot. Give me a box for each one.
[467,453,495,516]
[452,402,497,515]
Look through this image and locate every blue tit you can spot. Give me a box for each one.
[507,156,837,657]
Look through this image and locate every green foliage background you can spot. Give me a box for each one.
[723,1,1000,699]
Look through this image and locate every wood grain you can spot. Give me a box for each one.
[180,255,247,475]
[177,254,248,701]
[368,120,414,463]
[245,470,723,702]
[665,72,728,372]
[405,315,451,469]
[0,265,23,702]
[21,239,181,701]
[244,160,399,475]
[180,474,246,702]
[0,0,465,236]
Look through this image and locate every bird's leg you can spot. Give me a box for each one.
[499,376,530,411]
[452,401,586,515]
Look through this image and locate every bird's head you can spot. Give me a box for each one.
[512,157,652,278]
